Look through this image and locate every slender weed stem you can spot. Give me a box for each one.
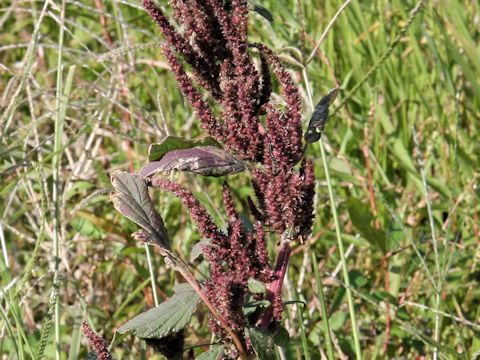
[312,253,335,360]
[302,68,362,359]
[52,1,66,357]
[306,0,352,65]
[145,244,160,306]
[412,126,441,359]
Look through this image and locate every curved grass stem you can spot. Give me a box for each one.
[302,68,362,359]
[144,244,160,306]
[412,126,442,359]
[318,139,362,359]
[312,253,335,360]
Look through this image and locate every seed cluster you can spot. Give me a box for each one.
[144,0,316,351]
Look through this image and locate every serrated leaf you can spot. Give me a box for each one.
[346,197,387,253]
[196,345,224,360]
[140,146,246,178]
[305,87,339,143]
[111,171,169,249]
[117,283,200,339]
[246,327,275,360]
[148,136,220,162]
[248,278,267,294]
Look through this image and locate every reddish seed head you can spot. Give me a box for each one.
[81,321,112,360]
[142,0,316,344]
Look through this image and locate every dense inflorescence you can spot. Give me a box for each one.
[81,321,113,360]
[152,180,274,343]
[143,0,316,351]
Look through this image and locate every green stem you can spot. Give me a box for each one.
[319,139,362,359]
[296,301,311,360]
[412,126,441,359]
[312,253,335,360]
[302,68,362,359]
[144,244,160,306]
[52,1,65,357]
[52,0,74,356]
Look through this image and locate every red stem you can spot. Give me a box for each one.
[258,242,292,328]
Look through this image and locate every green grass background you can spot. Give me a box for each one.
[0,0,479,359]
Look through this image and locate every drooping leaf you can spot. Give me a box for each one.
[248,278,267,294]
[305,87,340,143]
[371,290,398,306]
[196,345,224,360]
[148,136,220,162]
[248,1,273,22]
[117,283,200,339]
[140,146,246,178]
[111,171,169,249]
[346,197,387,253]
[246,327,275,360]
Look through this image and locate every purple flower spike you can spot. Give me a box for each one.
[134,0,320,353]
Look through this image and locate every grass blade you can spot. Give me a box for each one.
[312,253,335,360]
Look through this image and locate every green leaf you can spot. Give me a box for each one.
[272,326,290,347]
[117,283,200,339]
[148,136,220,162]
[390,138,416,173]
[111,171,169,249]
[350,270,368,289]
[328,310,347,332]
[243,300,271,316]
[346,197,387,253]
[246,327,275,360]
[248,278,267,294]
[371,290,397,306]
[196,345,224,360]
[385,219,403,251]
[109,331,129,347]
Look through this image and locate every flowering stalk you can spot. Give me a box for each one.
[258,241,292,328]
[81,320,113,360]
[137,0,316,356]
